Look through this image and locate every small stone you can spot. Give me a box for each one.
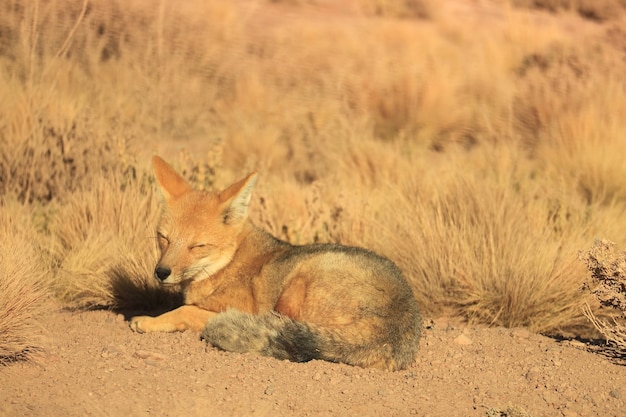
[134,350,167,361]
[454,334,473,346]
[511,328,531,339]
[101,345,123,359]
[525,366,541,381]
[609,389,622,400]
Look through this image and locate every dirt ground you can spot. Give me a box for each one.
[1,307,623,417]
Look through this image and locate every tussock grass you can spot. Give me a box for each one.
[353,147,594,332]
[48,174,181,310]
[515,42,626,205]
[1,0,626,360]
[512,0,625,21]
[253,178,345,246]
[0,200,49,363]
[357,0,438,19]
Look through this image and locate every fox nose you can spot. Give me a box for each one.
[154,266,171,281]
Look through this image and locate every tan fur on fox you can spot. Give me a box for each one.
[130,156,422,371]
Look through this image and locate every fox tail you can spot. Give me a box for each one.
[201,309,419,370]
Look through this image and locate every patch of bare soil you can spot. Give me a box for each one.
[1,308,624,417]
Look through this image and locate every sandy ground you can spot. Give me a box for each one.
[1,308,624,417]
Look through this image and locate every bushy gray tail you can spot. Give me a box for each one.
[201,309,323,363]
[202,309,421,370]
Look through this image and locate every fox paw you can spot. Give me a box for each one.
[129,316,152,333]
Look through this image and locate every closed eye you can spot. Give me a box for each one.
[189,243,213,250]
[157,232,170,246]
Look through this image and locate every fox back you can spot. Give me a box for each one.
[149,156,422,371]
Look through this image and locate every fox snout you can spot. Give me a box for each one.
[155,265,171,281]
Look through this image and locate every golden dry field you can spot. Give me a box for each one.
[1,0,626,362]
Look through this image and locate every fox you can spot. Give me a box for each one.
[129,156,422,371]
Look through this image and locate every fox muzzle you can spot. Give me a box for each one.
[155,266,172,281]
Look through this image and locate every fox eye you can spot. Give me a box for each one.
[157,232,169,245]
[189,243,209,250]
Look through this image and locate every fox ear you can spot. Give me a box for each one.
[219,172,258,224]
[152,155,192,202]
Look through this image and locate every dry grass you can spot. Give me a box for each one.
[1,0,626,359]
[512,0,625,21]
[516,42,626,206]
[0,199,50,363]
[357,0,438,19]
[47,173,181,310]
[353,147,594,332]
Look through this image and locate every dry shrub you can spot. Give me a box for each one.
[356,0,438,19]
[0,95,134,204]
[581,239,626,354]
[0,200,49,363]
[48,173,181,310]
[0,0,232,310]
[173,148,222,192]
[511,0,624,21]
[487,404,534,417]
[0,19,140,204]
[0,0,241,201]
[356,148,592,332]
[252,178,344,246]
[515,42,626,206]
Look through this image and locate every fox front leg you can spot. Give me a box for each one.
[129,305,216,333]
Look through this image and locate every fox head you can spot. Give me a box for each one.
[151,155,257,285]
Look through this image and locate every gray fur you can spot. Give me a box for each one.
[202,310,322,363]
